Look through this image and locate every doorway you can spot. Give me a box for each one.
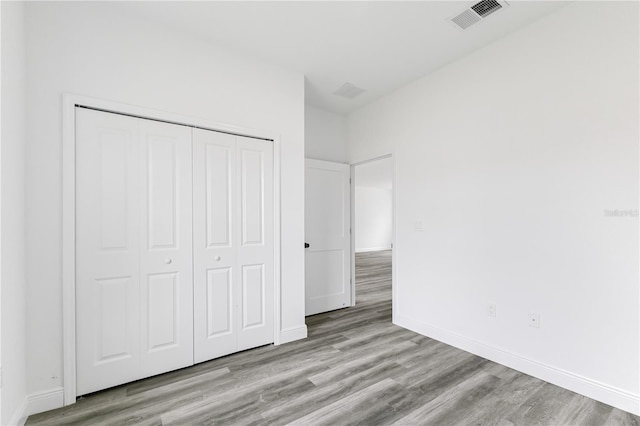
[351,156,394,311]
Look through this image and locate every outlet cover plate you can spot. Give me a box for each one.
[487,303,496,317]
[528,312,540,328]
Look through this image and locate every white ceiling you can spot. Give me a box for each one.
[115,1,569,115]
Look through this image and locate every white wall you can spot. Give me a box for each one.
[354,157,394,252]
[355,187,392,252]
[24,1,305,409]
[347,1,639,414]
[305,104,347,163]
[1,1,29,424]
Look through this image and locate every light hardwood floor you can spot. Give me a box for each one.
[28,250,639,425]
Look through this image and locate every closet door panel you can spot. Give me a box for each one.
[76,108,141,395]
[242,264,266,329]
[193,129,237,362]
[146,272,179,349]
[205,143,233,248]
[147,139,179,249]
[241,149,265,246]
[206,267,233,336]
[139,119,193,376]
[236,138,274,351]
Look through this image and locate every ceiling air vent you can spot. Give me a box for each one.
[451,9,481,30]
[450,0,509,30]
[472,0,502,18]
[333,83,366,100]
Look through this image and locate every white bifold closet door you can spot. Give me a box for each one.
[76,108,193,395]
[192,129,274,363]
[76,108,274,396]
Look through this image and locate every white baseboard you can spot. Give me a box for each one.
[6,387,63,426]
[278,325,307,344]
[355,246,390,253]
[26,387,64,417]
[7,398,28,426]
[395,314,640,416]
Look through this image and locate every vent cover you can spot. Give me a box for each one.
[450,0,508,30]
[333,83,366,99]
[451,9,481,30]
[471,0,502,17]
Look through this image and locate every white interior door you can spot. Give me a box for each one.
[138,119,193,377]
[76,108,141,395]
[76,108,193,395]
[192,129,237,362]
[193,129,274,363]
[235,136,274,351]
[305,159,351,316]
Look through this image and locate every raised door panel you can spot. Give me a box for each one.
[240,149,264,246]
[192,129,237,362]
[146,273,179,350]
[205,143,233,248]
[76,108,141,395]
[236,138,274,351]
[147,139,179,249]
[241,264,266,329]
[138,119,193,376]
[206,267,233,336]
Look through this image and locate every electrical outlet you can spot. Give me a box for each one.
[487,303,496,318]
[414,221,423,231]
[528,312,540,328]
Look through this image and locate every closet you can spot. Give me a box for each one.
[75,108,274,395]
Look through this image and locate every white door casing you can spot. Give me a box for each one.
[192,129,274,363]
[304,159,351,316]
[64,95,283,405]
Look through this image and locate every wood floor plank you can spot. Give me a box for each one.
[260,360,407,424]
[26,250,639,425]
[455,368,546,426]
[505,381,582,425]
[287,378,404,426]
[554,395,615,426]
[605,408,640,426]
[391,371,501,425]
[308,340,416,386]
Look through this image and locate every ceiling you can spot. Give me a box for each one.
[115,1,569,115]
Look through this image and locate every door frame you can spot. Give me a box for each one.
[62,94,282,405]
[349,154,396,321]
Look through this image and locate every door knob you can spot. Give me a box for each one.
[214,256,221,261]
[304,243,310,248]
[164,258,172,264]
